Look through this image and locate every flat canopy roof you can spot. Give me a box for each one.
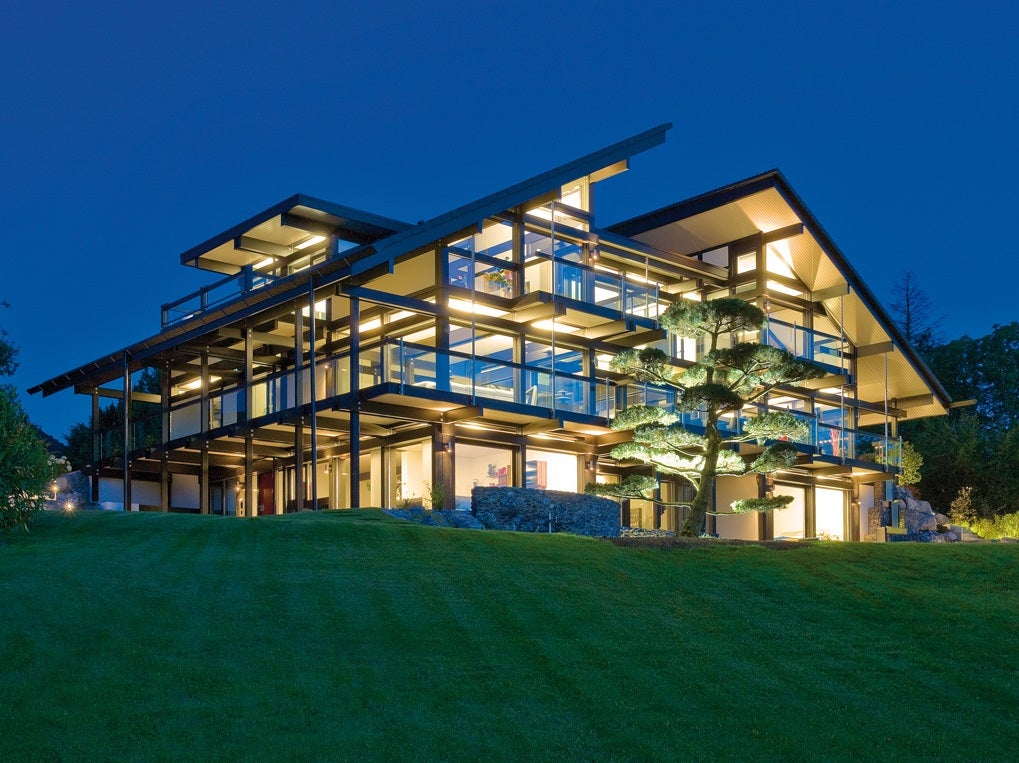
[31,125,674,398]
[180,195,412,275]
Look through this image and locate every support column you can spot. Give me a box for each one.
[121,354,132,512]
[432,423,454,510]
[349,296,361,508]
[434,245,450,390]
[804,487,816,539]
[583,443,598,490]
[160,455,169,512]
[308,277,319,509]
[244,433,254,518]
[90,389,100,502]
[244,326,256,518]
[380,445,391,509]
[199,350,210,515]
[293,302,305,511]
[517,439,527,488]
[160,365,170,511]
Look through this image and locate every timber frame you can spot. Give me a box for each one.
[31,125,951,540]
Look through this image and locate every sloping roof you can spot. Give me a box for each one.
[30,125,674,398]
[609,170,953,409]
[348,123,673,278]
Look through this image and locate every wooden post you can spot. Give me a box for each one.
[121,354,132,512]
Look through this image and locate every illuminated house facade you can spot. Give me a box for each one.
[32,125,951,540]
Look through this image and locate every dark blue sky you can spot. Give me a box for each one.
[3,1,1016,437]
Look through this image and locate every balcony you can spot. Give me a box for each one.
[161,265,279,328]
[622,382,900,468]
[447,247,662,319]
[761,318,845,372]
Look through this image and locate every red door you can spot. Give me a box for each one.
[258,472,275,515]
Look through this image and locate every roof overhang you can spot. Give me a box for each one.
[180,194,412,275]
[609,170,953,416]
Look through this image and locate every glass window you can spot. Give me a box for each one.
[525,449,578,492]
[815,487,845,541]
[773,484,805,538]
[455,443,513,510]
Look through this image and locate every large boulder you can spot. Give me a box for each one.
[901,490,938,534]
[868,486,958,542]
[471,487,620,537]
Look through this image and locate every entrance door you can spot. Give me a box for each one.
[258,472,275,515]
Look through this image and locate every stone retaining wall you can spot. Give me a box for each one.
[471,487,620,537]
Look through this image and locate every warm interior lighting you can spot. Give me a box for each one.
[358,318,382,332]
[447,298,507,317]
[766,280,803,297]
[531,319,579,334]
[682,292,702,302]
[389,310,414,322]
[179,375,222,392]
[295,235,326,250]
[766,240,795,277]
[402,328,434,343]
[301,300,329,318]
[255,257,275,269]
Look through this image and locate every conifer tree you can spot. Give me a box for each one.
[588,298,826,536]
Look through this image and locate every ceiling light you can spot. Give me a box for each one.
[295,235,326,250]
[179,375,222,392]
[531,319,579,334]
[447,298,507,317]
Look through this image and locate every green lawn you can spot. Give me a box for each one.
[2,511,1016,761]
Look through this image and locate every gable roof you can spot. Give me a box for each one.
[609,170,953,411]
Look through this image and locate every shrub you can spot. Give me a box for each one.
[968,511,1019,540]
[949,486,976,526]
[0,385,55,531]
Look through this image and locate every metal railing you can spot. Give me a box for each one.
[161,265,279,327]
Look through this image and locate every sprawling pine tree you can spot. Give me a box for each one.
[588,298,826,536]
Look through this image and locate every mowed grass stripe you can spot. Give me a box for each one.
[1,510,1016,761]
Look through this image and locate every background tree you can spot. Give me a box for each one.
[889,271,942,356]
[900,322,1019,518]
[587,298,826,536]
[0,300,16,376]
[0,303,55,531]
[63,367,163,471]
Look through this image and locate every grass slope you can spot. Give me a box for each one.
[2,511,1017,761]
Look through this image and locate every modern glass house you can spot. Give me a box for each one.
[31,124,951,540]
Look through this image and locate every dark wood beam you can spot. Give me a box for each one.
[895,393,934,408]
[856,341,894,357]
[442,406,484,423]
[95,388,161,405]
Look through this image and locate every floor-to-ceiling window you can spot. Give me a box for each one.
[525,449,578,492]
[454,442,514,511]
[815,487,846,541]
[773,484,806,539]
[389,439,433,508]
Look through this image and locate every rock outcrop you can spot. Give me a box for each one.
[868,486,958,542]
[471,487,620,537]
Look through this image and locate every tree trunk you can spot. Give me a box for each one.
[681,424,721,536]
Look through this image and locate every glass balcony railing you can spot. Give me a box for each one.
[446,246,663,320]
[381,340,617,418]
[161,265,279,327]
[761,319,845,371]
[618,383,900,468]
